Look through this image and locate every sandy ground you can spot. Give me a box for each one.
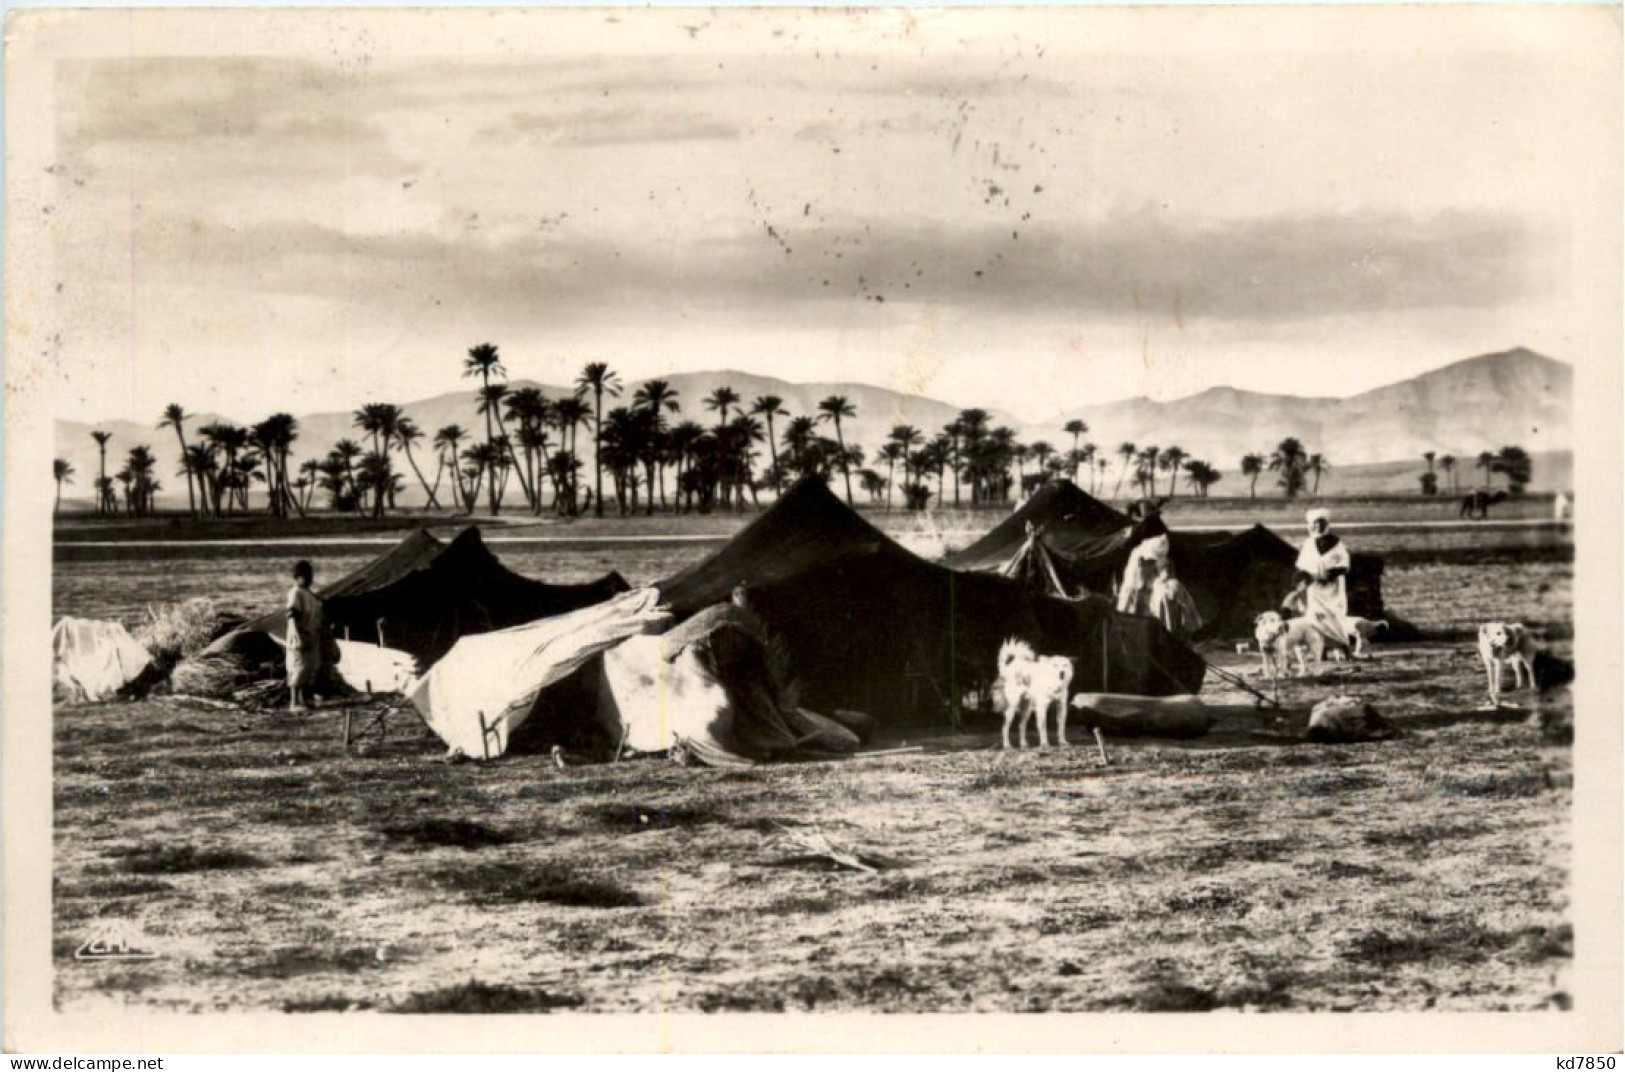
[50,520,1574,1013]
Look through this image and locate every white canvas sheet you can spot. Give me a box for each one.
[406,588,670,759]
[52,618,152,702]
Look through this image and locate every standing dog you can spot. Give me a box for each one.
[1478,622,1537,706]
[996,638,1075,749]
[1254,611,1330,680]
[1343,617,1389,659]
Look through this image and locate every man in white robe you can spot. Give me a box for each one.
[1116,534,1171,616]
[1291,508,1351,649]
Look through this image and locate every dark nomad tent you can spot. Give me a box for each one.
[655,479,1206,726]
[945,481,1402,639]
[948,481,1132,571]
[218,527,630,666]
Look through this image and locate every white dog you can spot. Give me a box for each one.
[1254,611,1334,681]
[996,638,1075,749]
[1344,617,1389,659]
[1478,622,1537,706]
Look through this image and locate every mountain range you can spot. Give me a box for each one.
[54,348,1571,505]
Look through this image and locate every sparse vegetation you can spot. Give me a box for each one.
[50,512,1571,1013]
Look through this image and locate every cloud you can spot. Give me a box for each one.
[102,203,1545,337]
[484,107,739,146]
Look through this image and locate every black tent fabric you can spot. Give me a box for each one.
[947,481,1131,572]
[237,527,447,637]
[324,528,630,665]
[947,484,1405,640]
[224,527,630,666]
[657,478,1205,726]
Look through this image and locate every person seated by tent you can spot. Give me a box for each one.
[285,559,325,713]
[1289,508,1351,652]
[1115,534,1171,616]
[1148,560,1204,640]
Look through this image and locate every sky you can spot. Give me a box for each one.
[21,6,1619,425]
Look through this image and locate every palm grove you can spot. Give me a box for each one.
[55,344,1517,520]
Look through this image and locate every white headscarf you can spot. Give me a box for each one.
[1305,507,1331,531]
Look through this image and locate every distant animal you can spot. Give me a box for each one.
[1254,611,1326,680]
[1343,617,1389,659]
[1478,621,1538,706]
[1459,489,1509,520]
[996,638,1075,749]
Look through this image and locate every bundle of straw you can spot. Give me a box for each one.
[168,651,260,699]
[134,598,227,670]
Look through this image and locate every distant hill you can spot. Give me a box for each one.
[1031,348,1571,470]
[54,348,1572,507]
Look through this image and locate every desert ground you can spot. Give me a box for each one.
[50,499,1574,1013]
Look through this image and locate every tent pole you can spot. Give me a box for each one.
[1102,619,1109,693]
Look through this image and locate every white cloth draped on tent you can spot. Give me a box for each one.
[406,588,671,759]
[52,618,153,702]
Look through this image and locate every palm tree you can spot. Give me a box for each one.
[504,388,551,514]
[857,469,887,504]
[1307,453,1330,495]
[667,421,705,513]
[577,362,623,518]
[878,441,904,510]
[1114,442,1137,499]
[462,343,506,446]
[939,421,964,506]
[956,409,991,503]
[750,396,789,492]
[1240,452,1265,499]
[1159,445,1187,497]
[783,415,818,469]
[298,458,322,513]
[634,378,682,421]
[477,385,522,506]
[1439,454,1458,494]
[1078,442,1098,492]
[158,404,197,518]
[1269,437,1309,498]
[184,445,218,515]
[393,416,441,510]
[52,459,74,515]
[726,414,766,510]
[1422,451,1436,475]
[249,420,283,517]
[816,395,858,504]
[464,441,503,514]
[1134,445,1161,498]
[332,438,364,510]
[633,379,681,511]
[703,386,740,507]
[201,424,250,514]
[551,395,592,515]
[1063,420,1088,483]
[1183,459,1222,498]
[125,446,158,517]
[1493,445,1533,492]
[1028,440,1055,484]
[434,425,468,511]
[90,430,112,516]
[1476,450,1497,487]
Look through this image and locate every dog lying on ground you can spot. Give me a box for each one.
[1478,621,1537,706]
[996,638,1075,749]
[1254,611,1329,681]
